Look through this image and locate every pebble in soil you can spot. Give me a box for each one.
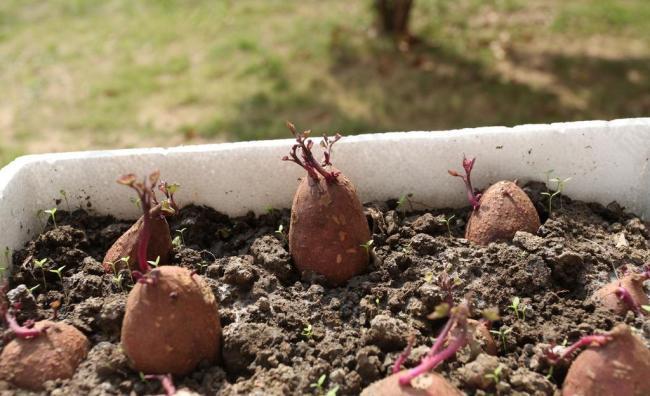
[1,181,648,395]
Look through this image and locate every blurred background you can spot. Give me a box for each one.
[0,0,648,165]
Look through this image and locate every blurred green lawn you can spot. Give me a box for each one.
[1,0,649,165]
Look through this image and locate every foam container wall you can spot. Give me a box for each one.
[1,118,649,271]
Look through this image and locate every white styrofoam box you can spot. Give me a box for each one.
[1,118,649,271]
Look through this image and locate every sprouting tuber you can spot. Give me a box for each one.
[547,324,650,395]
[118,172,221,375]
[592,270,649,316]
[362,301,477,395]
[102,172,177,273]
[283,122,371,285]
[449,156,540,245]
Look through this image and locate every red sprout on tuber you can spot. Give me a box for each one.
[392,334,416,374]
[448,155,481,210]
[396,301,472,386]
[117,171,177,285]
[1,283,48,339]
[614,284,643,315]
[145,374,176,396]
[282,122,340,184]
[545,333,612,364]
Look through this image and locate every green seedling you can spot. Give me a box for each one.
[275,224,287,243]
[172,228,187,248]
[27,284,40,296]
[490,327,512,353]
[642,305,650,313]
[44,208,58,228]
[59,189,70,211]
[311,374,326,393]
[396,193,413,216]
[326,386,339,396]
[112,272,124,291]
[541,172,571,216]
[301,323,313,339]
[147,256,161,268]
[424,271,434,283]
[360,239,374,253]
[508,296,527,321]
[484,365,503,385]
[441,214,455,237]
[49,265,66,283]
[33,258,48,289]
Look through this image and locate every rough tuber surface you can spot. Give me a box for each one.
[592,273,648,316]
[449,157,540,245]
[121,265,221,375]
[283,123,371,285]
[0,320,89,390]
[465,181,540,245]
[561,324,650,396]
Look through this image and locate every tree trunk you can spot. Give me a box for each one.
[374,0,414,37]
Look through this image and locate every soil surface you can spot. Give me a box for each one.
[1,181,649,395]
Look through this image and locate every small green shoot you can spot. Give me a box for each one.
[301,323,313,339]
[265,205,276,215]
[508,296,527,321]
[484,365,503,385]
[147,256,161,268]
[541,173,571,216]
[360,239,374,253]
[396,193,413,215]
[374,296,380,305]
[33,258,48,289]
[326,386,339,396]
[44,208,58,228]
[28,284,40,296]
[275,224,287,243]
[642,305,650,313]
[441,214,455,237]
[112,272,124,291]
[424,271,434,283]
[428,302,451,320]
[49,265,66,283]
[310,374,330,395]
[490,327,512,353]
[172,228,187,248]
[59,189,70,211]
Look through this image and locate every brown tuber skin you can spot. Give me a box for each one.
[562,324,650,396]
[361,372,461,396]
[592,273,648,315]
[0,320,89,390]
[289,170,371,285]
[102,204,173,272]
[284,123,371,285]
[465,181,540,245]
[121,265,221,375]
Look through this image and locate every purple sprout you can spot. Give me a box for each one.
[545,334,612,364]
[118,171,177,285]
[396,302,471,386]
[614,284,643,315]
[282,122,341,185]
[145,374,176,396]
[448,156,482,211]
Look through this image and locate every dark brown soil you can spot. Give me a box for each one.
[1,181,649,395]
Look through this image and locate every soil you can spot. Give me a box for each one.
[1,181,649,395]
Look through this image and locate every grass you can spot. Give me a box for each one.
[0,0,649,166]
